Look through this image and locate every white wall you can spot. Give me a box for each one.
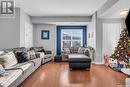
[0,8,20,49]
[87,14,96,50]
[33,24,56,55]
[20,9,33,47]
[0,8,33,50]
[24,22,33,47]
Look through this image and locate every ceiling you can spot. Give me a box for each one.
[15,0,107,16]
[99,0,130,18]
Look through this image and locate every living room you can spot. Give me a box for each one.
[0,0,130,87]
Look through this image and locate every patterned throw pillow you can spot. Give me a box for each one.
[0,52,18,68]
[78,47,84,54]
[27,50,36,60]
[84,50,90,57]
[63,48,70,54]
[0,64,5,76]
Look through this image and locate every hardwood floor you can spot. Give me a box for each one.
[19,62,127,87]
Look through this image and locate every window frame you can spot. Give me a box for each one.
[61,29,83,51]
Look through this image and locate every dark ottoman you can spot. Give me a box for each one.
[68,54,91,69]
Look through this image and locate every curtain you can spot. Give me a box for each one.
[102,23,122,57]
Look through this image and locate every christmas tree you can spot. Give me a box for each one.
[110,29,130,64]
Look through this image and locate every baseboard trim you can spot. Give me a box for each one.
[94,62,104,64]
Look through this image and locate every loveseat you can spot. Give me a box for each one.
[0,47,49,87]
[61,46,95,61]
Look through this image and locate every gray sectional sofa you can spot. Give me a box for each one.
[0,47,52,87]
[6,58,42,87]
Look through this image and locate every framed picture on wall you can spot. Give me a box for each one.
[41,30,49,39]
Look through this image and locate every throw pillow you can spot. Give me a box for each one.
[0,64,5,76]
[0,51,4,55]
[70,47,74,53]
[78,47,84,54]
[84,50,90,57]
[27,50,36,60]
[38,49,45,53]
[16,51,29,63]
[63,48,70,54]
[0,52,18,68]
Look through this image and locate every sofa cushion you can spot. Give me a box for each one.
[3,47,27,53]
[18,63,33,71]
[4,58,41,87]
[0,52,18,68]
[0,69,23,87]
[30,47,44,52]
[70,47,79,53]
[6,62,33,71]
[4,49,13,53]
[44,50,52,54]
[13,47,27,53]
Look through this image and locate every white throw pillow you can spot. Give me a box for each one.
[0,51,4,55]
[0,52,18,68]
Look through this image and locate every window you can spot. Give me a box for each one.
[57,26,87,55]
[61,29,83,50]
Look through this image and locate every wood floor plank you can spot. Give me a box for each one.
[18,62,127,87]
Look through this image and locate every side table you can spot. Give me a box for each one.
[54,55,62,62]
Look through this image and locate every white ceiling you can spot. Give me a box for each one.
[99,0,130,18]
[15,0,107,16]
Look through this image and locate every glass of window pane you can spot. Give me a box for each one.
[72,41,81,47]
[63,41,71,48]
[72,32,81,40]
[63,32,71,40]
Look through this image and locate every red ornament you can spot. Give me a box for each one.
[117,45,121,49]
[127,51,130,55]
[124,44,126,48]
